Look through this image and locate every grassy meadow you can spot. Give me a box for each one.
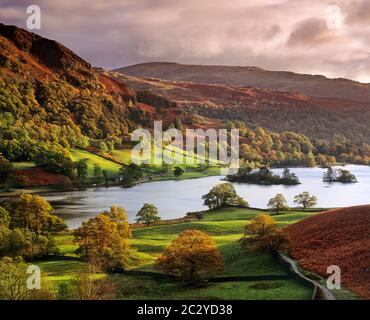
[36,207,319,300]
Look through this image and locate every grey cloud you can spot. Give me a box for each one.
[287,18,332,47]
[0,0,370,82]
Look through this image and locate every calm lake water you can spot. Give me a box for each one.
[45,165,370,229]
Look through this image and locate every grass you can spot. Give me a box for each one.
[69,149,122,176]
[71,148,221,181]
[11,161,36,170]
[37,207,330,300]
[111,275,312,300]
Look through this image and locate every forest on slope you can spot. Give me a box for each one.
[1,23,370,189]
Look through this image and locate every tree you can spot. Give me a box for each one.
[241,214,290,253]
[323,167,335,182]
[267,194,288,214]
[136,203,161,226]
[119,164,143,186]
[202,183,249,210]
[294,192,317,211]
[0,206,10,227]
[0,226,55,259]
[337,169,357,183]
[173,166,184,178]
[74,206,131,271]
[75,159,88,179]
[99,142,108,153]
[57,265,117,300]
[7,194,67,234]
[127,163,143,180]
[0,155,12,180]
[156,230,224,284]
[93,163,103,183]
[0,257,30,300]
[33,147,75,177]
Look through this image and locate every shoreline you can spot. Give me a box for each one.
[0,162,362,199]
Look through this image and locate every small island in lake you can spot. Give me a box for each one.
[227,166,301,185]
[323,167,357,183]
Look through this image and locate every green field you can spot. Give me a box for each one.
[37,207,318,300]
[11,161,36,170]
[69,147,222,180]
[69,149,122,176]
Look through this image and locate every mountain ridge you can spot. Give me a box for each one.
[115,62,370,103]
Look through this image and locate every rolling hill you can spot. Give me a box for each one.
[286,205,370,299]
[115,62,370,103]
[109,70,370,143]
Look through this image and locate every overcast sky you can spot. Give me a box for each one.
[1,0,370,82]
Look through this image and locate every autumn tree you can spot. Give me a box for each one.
[267,193,288,214]
[7,194,67,234]
[241,214,290,253]
[136,203,161,226]
[202,183,249,210]
[0,257,30,300]
[156,230,224,284]
[74,206,131,271]
[0,206,10,227]
[294,192,317,211]
[0,155,12,180]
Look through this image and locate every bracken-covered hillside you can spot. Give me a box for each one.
[286,205,370,299]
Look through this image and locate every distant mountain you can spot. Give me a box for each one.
[115,62,370,103]
[109,70,370,143]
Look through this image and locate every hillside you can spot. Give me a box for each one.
[109,70,370,144]
[116,62,370,103]
[0,23,147,162]
[286,205,370,299]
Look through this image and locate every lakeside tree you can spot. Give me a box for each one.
[7,194,67,234]
[127,163,143,180]
[33,147,75,177]
[227,166,300,185]
[74,206,131,271]
[93,163,104,183]
[323,167,357,183]
[0,155,12,180]
[241,214,290,253]
[294,192,317,211]
[156,230,224,284]
[75,159,88,179]
[281,168,300,184]
[267,194,289,214]
[202,183,249,210]
[136,203,161,226]
[173,166,184,178]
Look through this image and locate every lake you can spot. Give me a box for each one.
[44,165,370,229]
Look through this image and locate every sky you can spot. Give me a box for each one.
[0,0,370,82]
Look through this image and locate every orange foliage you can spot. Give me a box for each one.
[286,205,370,299]
[156,230,224,283]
